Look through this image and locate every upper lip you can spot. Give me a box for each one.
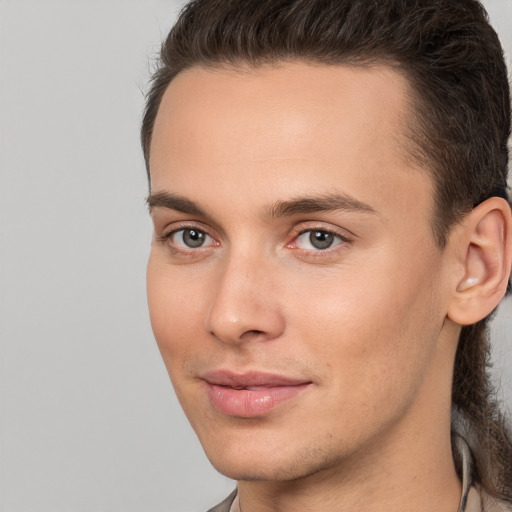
[201,369,311,388]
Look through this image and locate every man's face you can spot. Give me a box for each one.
[147,62,455,481]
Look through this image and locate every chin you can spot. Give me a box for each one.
[200,428,344,482]
[208,457,306,482]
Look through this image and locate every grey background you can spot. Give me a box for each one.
[0,1,510,511]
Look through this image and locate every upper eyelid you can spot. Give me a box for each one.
[161,221,216,238]
[166,226,214,241]
[295,227,348,239]
[152,210,226,240]
[167,226,209,237]
[291,222,355,241]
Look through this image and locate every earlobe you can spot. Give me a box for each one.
[447,197,512,326]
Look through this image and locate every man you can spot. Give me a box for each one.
[141,0,512,510]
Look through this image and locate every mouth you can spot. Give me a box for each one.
[201,370,313,418]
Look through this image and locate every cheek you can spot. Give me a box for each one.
[146,257,213,422]
[290,252,442,400]
[146,255,206,364]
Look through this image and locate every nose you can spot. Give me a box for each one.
[206,255,286,345]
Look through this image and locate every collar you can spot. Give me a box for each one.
[454,433,482,512]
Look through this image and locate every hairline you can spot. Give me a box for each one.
[145,57,447,247]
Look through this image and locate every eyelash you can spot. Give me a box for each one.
[158,226,217,251]
[158,224,351,255]
[290,227,350,253]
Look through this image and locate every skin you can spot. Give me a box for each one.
[147,62,486,511]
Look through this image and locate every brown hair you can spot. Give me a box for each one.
[141,0,512,501]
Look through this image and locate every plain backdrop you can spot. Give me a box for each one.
[0,1,511,511]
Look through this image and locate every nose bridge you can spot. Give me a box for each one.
[207,249,285,344]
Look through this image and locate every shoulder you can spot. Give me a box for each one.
[206,489,237,512]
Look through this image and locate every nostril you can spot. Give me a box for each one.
[210,328,265,344]
[241,329,265,339]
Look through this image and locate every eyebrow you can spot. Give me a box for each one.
[147,192,207,216]
[147,191,379,218]
[266,194,379,219]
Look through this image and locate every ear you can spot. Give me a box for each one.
[447,197,512,326]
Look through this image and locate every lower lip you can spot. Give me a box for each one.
[205,382,311,418]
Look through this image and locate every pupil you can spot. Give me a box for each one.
[310,231,333,249]
[184,229,205,248]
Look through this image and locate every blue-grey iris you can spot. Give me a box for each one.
[183,229,206,248]
[310,231,334,249]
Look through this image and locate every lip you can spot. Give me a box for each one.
[201,370,313,418]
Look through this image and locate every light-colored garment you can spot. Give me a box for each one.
[207,436,511,512]
[207,490,237,512]
[454,434,511,512]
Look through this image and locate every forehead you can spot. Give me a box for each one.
[149,61,432,223]
[151,61,412,169]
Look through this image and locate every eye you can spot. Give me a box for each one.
[295,229,344,250]
[167,228,214,249]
